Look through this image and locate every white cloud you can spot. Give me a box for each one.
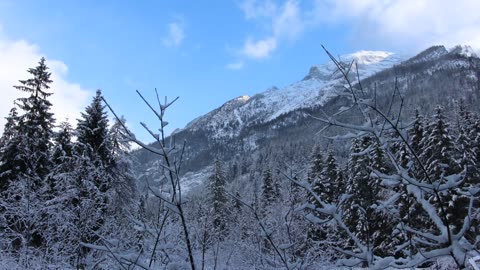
[242,37,277,59]
[310,0,480,52]
[163,22,185,47]
[226,61,245,70]
[236,0,304,61]
[234,0,480,64]
[0,34,91,133]
[240,0,277,20]
[272,0,303,40]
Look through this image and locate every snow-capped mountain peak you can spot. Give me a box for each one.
[237,95,250,102]
[346,50,393,65]
[185,49,406,139]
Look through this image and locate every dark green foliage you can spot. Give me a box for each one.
[321,149,344,203]
[76,89,112,170]
[343,136,396,257]
[14,57,55,185]
[307,145,324,210]
[209,159,228,233]
[0,58,56,250]
[52,121,74,165]
[0,107,21,192]
[261,168,279,209]
[419,106,467,232]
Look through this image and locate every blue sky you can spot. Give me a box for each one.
[0,0,479,143]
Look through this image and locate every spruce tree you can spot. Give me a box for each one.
[343,136,395,258]
[307,145,324,209]
[109,116,137,211]
[0,106,21,192]
[76,89,112,171]
[12,57,55,187]
[52,121,74,165]
[261,168,278,209]
[409,109,424,157]
[419,106,465,232]
[208,159,228,234]
[1,58,56,253]
[320,149,343,203]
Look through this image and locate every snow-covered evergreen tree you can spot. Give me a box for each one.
[76,89,113,171]
[320,149,344,203]
[343,136,396,259]
[0,106,21,193]
[419,106,466,232]
[1,58,56,255]
[306,145,324,213]
[208,159,228,235]
[108,116,137,216]
[261,168,279,210]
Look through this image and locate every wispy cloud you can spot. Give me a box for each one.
[310,0,480,52]
[232,0,480,66]
[0,32,91,132]
[231,0,305,64]
[226,61,245,70]
[162,22,185,47]
[242,37,277,59]
[239,0,277,20]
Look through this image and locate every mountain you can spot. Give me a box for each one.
[183,50,406,140]
[134,45,480,193]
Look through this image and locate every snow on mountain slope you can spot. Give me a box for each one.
[405,45,449,65]
[185,50,407,139]
[450,45,478,58]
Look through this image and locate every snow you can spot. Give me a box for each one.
[450,45,478,58]
[469,255,480,270]
[179,165,212,192]
[185,50,407,139]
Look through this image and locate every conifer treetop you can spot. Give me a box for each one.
[14,57,53,98]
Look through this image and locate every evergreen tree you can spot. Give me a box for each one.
[306,145,324,209]
[14,57,55,184]
[0,106,21,192]
[52,121,74,165]
[109,116,137,213]
[419,106,465,232]
[208,159,228,234]
[1,58,56,252]
[319,149,343,203]
[420,106,459,179]
[76,89,112,171]
[343,136,395,259]
[261,168,278,209]
[307,145,324,185]
[409,109,424,157]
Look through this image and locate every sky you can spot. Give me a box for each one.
[0,0,479,143]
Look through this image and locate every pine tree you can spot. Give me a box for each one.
[0,106,21,192]
[307,145,324,209]
[343,136,395,259]
[109,116,137,212]
[419,106,465,232]
[320,149,343,203]
[52,121,74,165]
[454,102,479,187]
[307,145,324,185]
[14,57,55,184]
[76,89,112,171]
[208,159,228,234]
[410,109,424,157]
[0,58,56,253]
[261,168,278,209]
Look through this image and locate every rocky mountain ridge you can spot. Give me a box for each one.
[134,45,480,193]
